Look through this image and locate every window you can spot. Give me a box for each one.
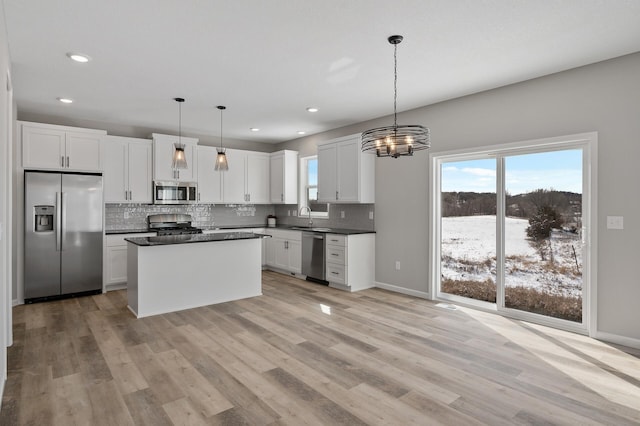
[429,132,596,334]
[300,156,328,217]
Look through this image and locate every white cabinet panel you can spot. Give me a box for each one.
[270,150,298,204]
[222,149,270,204]
[127,141,153,203]
[197,146,223,203]
[66,132,103,171]
[317,134,374,203]
[21,122,105,171]
[325,233,375,292]
[104,136,152,203]
[222,149,247,203]
[247,153,270,203]
[263,229,301,273]
[152,133,198,182]
[104,233,155,288]
[317,143,337,202]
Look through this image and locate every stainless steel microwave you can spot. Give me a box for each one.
[153,181,197,204]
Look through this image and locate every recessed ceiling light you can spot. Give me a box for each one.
[66,52,91,63]
[297,131,306,135]
[250,128,260,132]
[57,97,73,104]
[306,107,319,113]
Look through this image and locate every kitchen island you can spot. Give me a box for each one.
[125,232,267,318]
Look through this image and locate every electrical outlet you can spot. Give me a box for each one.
[287,210,291,216]
[341,211,345,219]
[369,211,374,220]
[395,261,401,270]
[607,215,624,229]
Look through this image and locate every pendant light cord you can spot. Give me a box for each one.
[220,108,223,149]
[393,41,398,130]
[178,101,182,144]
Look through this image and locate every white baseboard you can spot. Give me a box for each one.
[594,330,640,350]
[12,298,21,307]
[374,281,431,299]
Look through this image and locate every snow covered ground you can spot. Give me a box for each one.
[441,215,582,298]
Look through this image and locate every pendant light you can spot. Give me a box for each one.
[215,105,229,171]
[171,97,188,169]
[361,35,430,158]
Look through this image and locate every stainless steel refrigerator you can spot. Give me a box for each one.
[24,171,103,302]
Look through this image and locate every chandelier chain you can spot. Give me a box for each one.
[393,42,398,130]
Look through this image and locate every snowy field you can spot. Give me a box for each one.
[442,215,582,298]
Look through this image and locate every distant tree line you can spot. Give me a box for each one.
[442,189,582,227]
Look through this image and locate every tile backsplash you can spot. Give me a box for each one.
[106,203,375,231]
[274,204,375,231]
[105,204,275,231]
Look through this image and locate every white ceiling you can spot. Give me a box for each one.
[4,0,640,144]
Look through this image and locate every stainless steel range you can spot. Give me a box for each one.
[147,213,203,236]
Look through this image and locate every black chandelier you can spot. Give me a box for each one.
[361,35,430,158]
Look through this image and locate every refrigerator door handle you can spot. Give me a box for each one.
[60,192,67,251]
[56,192,62,251]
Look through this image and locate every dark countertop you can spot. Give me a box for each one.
[125,232,270,247]
[109,224,375,236]
[106,228,155,235]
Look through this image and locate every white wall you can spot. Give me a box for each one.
[278,52,640,345]
[0,1,13,401]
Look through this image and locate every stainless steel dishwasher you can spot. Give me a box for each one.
[302,232,327,283]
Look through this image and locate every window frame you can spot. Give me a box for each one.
[299,155,329,219]
[428,132,598,336]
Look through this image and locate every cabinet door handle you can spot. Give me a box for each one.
[248,194,251,202]
[128,190,132,200]
[61,156,65,167]
[336,191,338,200]
[66,156,70,168]
[331,271,339,275]
[285,241,288,249]
[281,193,283,202]
[331,253,339,256]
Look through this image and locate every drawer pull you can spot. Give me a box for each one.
[331,253,339,256]
[331,271,339,275]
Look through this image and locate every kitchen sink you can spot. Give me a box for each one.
[291,226,333,232]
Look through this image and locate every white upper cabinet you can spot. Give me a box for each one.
[222,149,270,204]
[317,134,374,203]
[21,121,105,172]
[246,152,270,204]
[270,150,298,204]
[103,136,152,203]
[152,133,198,182]
[197,146,223,203]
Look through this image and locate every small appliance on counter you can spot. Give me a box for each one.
[267,215,277,227]
[147,213,203,235]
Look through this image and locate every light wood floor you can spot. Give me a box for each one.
[2,271,640,425]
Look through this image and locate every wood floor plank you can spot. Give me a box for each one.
[2,270,640,426]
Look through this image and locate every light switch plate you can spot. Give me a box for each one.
[341,211,345,219]
[606,216,624,230]
[369,211,374,220]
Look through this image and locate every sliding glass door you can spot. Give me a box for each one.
[434,136,592,332]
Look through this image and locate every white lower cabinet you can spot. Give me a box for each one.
[325,233,375,291]
[264,229,301,274]
[104,233,155,289]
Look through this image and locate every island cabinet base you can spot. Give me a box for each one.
[127,239,262,318]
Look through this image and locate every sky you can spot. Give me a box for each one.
[441,149,582,195]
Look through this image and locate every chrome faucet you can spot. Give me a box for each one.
[299,206,313,226]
